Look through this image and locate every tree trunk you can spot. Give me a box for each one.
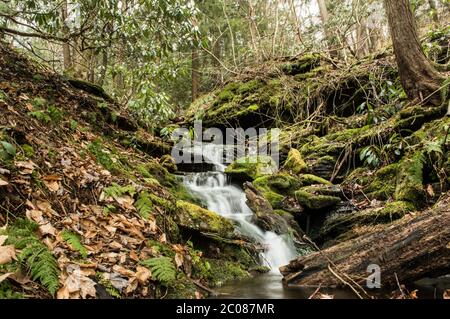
[191,47,200,102]
[316,0,338,58]
[384,0,444,106]
[61,0,72,71]
[280,195,450,289]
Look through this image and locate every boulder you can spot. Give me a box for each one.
[175,200,235,238]
[225,155,278,182]
[294,189,341,211]
[283,148,308,174]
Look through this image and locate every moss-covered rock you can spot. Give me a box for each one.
[395,151,426,207]
[252,173,301,208]
[299,174,332,186]
[365,163,398,200]
[175,200,235,237]
[202,259,251,287]
[283,148,308,174]
[159,154,177,173]
[295,189,341,211]
[225,156,278,182]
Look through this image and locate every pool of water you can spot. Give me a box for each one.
[212,274,358,299]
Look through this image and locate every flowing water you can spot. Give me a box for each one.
[182,143,297,273]
[181,143,447,299]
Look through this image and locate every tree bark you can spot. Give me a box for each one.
[316,0,338,58]
[61,0,72,71]
[191,47,200,102]
[384,0,445,106]
[280,194,450,288]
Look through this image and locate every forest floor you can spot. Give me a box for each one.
[0,26,450,299]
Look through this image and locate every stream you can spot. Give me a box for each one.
[181,143,318,298]
[181,143,448,299]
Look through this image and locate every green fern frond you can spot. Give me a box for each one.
[135,192,153,219]
[61,230,88,259]
[5,219,60,297]
[140,257,176,284]
[103,183,136,198]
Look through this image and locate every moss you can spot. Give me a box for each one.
[365,163,399,200]
[21,144,34,158]
[295,189,340,210]
[253,173,302,208]
[225,155,278,182]
[283,148,308,174]
[175,200,235,237]
[160,154,177,173]
[394,151,426,206]
[166,277,198,299]
[281,54,321,76]
[202,259,251,287]
[299,174,331,186]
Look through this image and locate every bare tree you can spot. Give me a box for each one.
[316,0,338,57]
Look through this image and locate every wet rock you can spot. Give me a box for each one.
[225,155,278,182]
[174,200,235,238]
[243,182,302,240]
[294,189,341,211]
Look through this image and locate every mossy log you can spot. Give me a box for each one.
[280,193,450,288]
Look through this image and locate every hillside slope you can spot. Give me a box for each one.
[0,42,259,299]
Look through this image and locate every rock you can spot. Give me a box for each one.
[243,182,302,240]
[159,154,177,173]
[298,174,332,186]
[294,189,341,211]
[225,155,278,182]
[283,148,308,174]
[252,173,301,209]
[174,200,235,237]
[300,184,343,197]
[395,151,426,207]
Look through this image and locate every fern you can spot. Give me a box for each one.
[140,257,176,285]
[5,219,60,296]
[134,192,153,219]
[103,183,136,198]
[61,230,88,259]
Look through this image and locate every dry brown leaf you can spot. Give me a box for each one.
[58,265,97,299]
[0,235,8,246]
[444,289,450,299]
[112,265,135,278]
[39,222,57,237]
[36,201,59,217]
[0,272,13,284]
[135,266,151,284]
[26,209,44,223]
[43,180,60,192]
[129,250,139,262]
[0,178,8,186]
[15,160,36,174]
[115,195,135,210]
[174,252,184,269]
[0,245,16,265]
[125,277,138,295]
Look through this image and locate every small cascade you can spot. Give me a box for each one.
[182,143,297,273]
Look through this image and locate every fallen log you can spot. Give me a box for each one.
[280,194,450,289]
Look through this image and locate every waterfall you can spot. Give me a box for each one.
[182,143,297,273]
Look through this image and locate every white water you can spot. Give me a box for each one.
[182,143,297,273]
